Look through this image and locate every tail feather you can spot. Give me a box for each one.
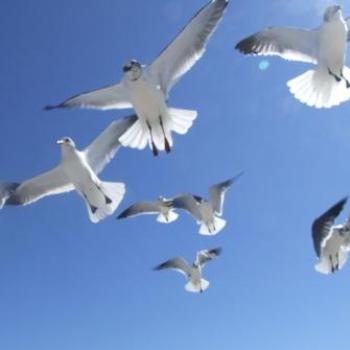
[168,108,197,135]
[157,210,179,224]
[185,279,210,293]
[83,181,125,223]
[287,67,350,108]
[119,120,149,150]
[199,217,226,236]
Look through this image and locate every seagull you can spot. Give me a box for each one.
[312,196,350,274]
[153,247,222,293]
[235,5,350,108]
[0,115,137,223]
[45,0,228,156]
[117,196,178,223]
[171,172,243,235]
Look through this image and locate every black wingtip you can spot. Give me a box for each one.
[209,247,222,256]
[235,36,258,55]
[43,104,59,111]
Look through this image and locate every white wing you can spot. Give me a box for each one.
[195,247,222,267]
[84,115,137,174]
[154,257,191,277]
[235,26,319,64]
[149,0,228,95]
[209,172,243,215]
[45,83,132,111]
[4,166,73,206]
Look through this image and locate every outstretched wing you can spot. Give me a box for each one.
[4,167,73,206]
[45,83,132,111]
[149,0,228,95]
[171,193,202,220]
[153,257,191,277]
[209,171,243,215]
[84,115,137,174]
[117,201,160,219]
[312,197,348,257]
[195,247,222,267]
[235,26,318,64]
[346,17,350,41]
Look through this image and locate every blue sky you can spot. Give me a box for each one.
[1,0,350,349]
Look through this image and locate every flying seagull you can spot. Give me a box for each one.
[312,196,350,274]
[117,196,178,223]
[235,5,350,108]
[45,0,228,156]
[154,247,222,293]
[0,115,137,223]
[171,172,243,235]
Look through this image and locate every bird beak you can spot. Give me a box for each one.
[57,139,64,145]
[123,65,131,72]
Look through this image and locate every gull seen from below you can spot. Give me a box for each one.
[312,196,350,274]
[0,115,137,223]
[154,247,222,293]
[235,5,350,108]
[45,0,228,156]
[117,196,178,223]
[172,172,243,235]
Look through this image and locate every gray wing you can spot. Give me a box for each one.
[3,166,73,206]
[235,26,318,64]
[346,17,350,41]
[117,201,160,219]
[195,247,222,267]
[84,115,138,174]
[44,83,132,111]
[209,171,243,215]
[171,193,202,220]
[153,257,191,277]
[149,0,228,95]
[312,197,348,257]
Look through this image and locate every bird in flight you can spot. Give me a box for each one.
[312,196,350,274]
[45,0,228,156]
[171,173,243,235]
[0,115,137,223]
[235,5,350,108]
[154,247,222,293]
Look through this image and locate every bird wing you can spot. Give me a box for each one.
[84,115,138,174]
[149,0,228,95]
[209,171,243,215]
[153,257,191,277]
[235,26,318,64]
[312,197,348,257]
[346,17,350,41]
[45,82,132,111]
[171,193,202,220]
[4,166,73,206]
[117,201,160,219]
[195,247,222,267]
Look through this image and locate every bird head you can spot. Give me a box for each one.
[122,59,142,81]
[323,5,342,22]
[57,137,76,148]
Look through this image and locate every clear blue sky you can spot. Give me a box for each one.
[1,0,350,349]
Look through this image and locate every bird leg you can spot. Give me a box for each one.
[335,252,340,271]
[146,121,159,156]
[329,255,335,273]
[328,68,341,83]
[83,193,98,214]
[96,184,112,204]
[341,70,350,88]
[159,116,171,153]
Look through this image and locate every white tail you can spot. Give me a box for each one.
[83,181,125,223]
[185,279,210,293]
[157,210,179,224]
[118,108,197,152]
[287,67,350,109]
[199,216,226,236]
[315,250,349,274]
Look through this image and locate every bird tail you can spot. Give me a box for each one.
[185,279,210,293]
[315,250,348,274]
[287,67,350,108]
[83,181,126,223]
[199,217,226,236]
[119,108,197,153]
[156,210,179,224]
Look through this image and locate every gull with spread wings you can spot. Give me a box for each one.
[0,115,137,223]
[312,197,350,274]
[154,247,222,293]
[172,173,243,235]
[235,5,350,108]
[46,0,228,156]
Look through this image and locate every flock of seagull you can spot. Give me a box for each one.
[1,0,350,292]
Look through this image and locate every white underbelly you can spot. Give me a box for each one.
[199,202,215,222]
[318,20,347,72]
